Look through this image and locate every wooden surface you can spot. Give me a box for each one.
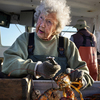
[0,75,32,100]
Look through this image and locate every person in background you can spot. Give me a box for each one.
[70,19,98,81]
[2,0,93,90]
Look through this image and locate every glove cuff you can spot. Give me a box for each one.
[81,77,87,90]
[34,61,42,79]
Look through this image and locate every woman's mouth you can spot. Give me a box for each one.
[39,29,44,34]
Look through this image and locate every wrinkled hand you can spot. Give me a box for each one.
[37,58,61,79]
[66,68,84,81]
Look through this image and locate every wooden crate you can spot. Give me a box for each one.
[0,75,33,100]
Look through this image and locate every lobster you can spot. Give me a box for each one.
[35,73,84,100]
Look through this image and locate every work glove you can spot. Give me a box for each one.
[66,68,84,82]
[36,57,61,79]
[66,68,88,89]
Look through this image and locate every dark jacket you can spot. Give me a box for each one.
[71,29,97,49]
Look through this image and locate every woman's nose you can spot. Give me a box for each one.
[40,20,45,27]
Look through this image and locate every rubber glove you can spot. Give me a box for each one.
[36,57,61,79]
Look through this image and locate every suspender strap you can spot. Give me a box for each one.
[79,33,94,47]
[28,33,34,56]
[28,33,65,57]
[82,35,88,46]
[58,36,65,57]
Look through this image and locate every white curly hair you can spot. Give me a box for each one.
[34,0,71,35]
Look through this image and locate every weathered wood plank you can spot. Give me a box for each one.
[0,75,32,100]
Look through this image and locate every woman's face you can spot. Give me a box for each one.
[36,12,58,40]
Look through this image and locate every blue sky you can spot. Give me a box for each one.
[0,24,25,46]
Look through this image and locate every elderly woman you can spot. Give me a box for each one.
[2,0,93,89]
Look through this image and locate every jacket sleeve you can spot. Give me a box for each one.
[2,32,36,77]
[64,38,94,88]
